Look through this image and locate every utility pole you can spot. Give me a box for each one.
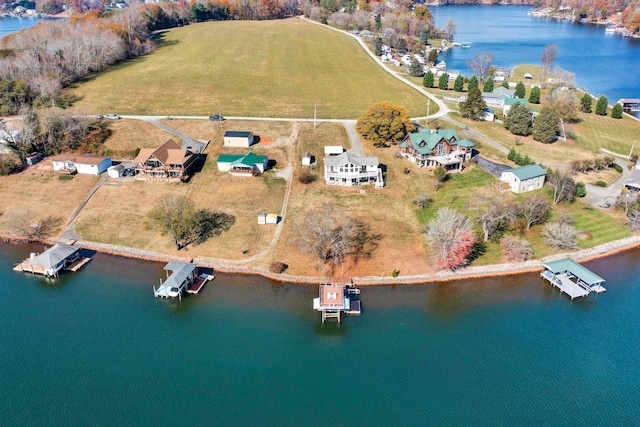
[425,101,430,127]
[314,104,317,129]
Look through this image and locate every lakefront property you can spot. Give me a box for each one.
[400,128,475,171]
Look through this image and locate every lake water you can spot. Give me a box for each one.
[432,5,640,106]
[0,16,41,40]
[1,241,640,424]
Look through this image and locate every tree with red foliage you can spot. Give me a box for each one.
[424,207,476,270]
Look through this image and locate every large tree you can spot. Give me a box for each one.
[467,52,494,80]
[424,207,475,270]
[356,102,414,147]
[438,73,449,90]
[483,77,494,93]
[580,92,593,113]
[542,222,578,249]
[475,200,515,242]
[529,86,541,104]
[459,87,486,121]
[4,208,63,238]
[427,49,438,65]
[423,70,434,88]
[540,43,559,84]
[467,75,479,91]
[445,18,457,42]
[595,95,609,115]
[612,103,623,119]
[146,195,235,249]
[514,81,526,98]
[293,203,374,273]
[409,58,424,77]
[453,75,464,92]
[544,90,580,123]
[547,168,576,205]
[517,195,550,230]
[504,101,532,136]
[532,107,559,143]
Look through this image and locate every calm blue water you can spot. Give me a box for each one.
[0,16,41,40]
[432,5,640,103]
[1,241,640,425]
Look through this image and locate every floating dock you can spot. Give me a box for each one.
[187,273,214,295]
[541,258,606,300]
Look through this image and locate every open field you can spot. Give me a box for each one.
[101,119,176,159]
[67,18,430,119]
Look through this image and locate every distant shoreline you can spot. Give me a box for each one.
[4,232,640,285]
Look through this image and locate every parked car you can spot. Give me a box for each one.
[209,115,224,121]
[105,114,121,120]
[95,115,104,120]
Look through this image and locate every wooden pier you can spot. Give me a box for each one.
[541,258,606,300]
[66,257,92,272]
[187,273,214,294]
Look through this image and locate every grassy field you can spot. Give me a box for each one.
[67,19,430,119]
[101,119,176,159]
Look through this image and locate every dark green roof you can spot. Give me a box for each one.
[542,258,605,285]
[504,98,529,106]
[401,128,460,155]
[507,164,546,181]
[217,152,266,166]
[457,138,475,148]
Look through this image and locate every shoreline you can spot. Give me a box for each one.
[5,232,640,285]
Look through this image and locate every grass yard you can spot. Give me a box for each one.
[68,18,429,119]
[570,110,640,157]
[0,167,99,235]
[101,119,176,159]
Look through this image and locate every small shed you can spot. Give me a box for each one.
[266,214,279,224]
[302,152,313,166]
[258,212,266,224]
[224,131,254,148]
[107,164,125,178]
[324,146,344,156]
[26,153,42,166]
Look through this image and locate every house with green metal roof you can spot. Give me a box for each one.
[503,98,530,116]
[399,128,475,171]
[500,164,546,194]
[216,152,268,176]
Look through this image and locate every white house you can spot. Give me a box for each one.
[217,152,268,176]
[482,87,516,107]
[323,151,383,188]
[50,154,112,175]
[223,131,255,148]
[500,164,547,194]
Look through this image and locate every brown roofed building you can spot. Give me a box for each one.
[134,139,199,182]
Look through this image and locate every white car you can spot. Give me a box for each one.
[105,114,121,120]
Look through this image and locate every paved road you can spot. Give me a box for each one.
[474,156,512,177]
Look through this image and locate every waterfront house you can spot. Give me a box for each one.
[400,128,475,171]
[617,98,640,113]
[50,154,112,175]
[216,152,268,176]
[223,131,254,148]
[323,151,383,188]
[500,164,546,194]
[133,139,198,182]
[482,87,516,107]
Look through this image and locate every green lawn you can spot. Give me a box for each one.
[68,18,430,119]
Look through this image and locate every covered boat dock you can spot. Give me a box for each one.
[541,258,606,300]
[153,262,197,299]
[13,244,86,277]
[313,277,361,322]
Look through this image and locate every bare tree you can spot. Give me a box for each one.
[627,209,640,231]
[467,52,495,81]
[548,168,576,205]
[542,222,578,249]
[518,195,550,230]
[424,207,475,270]
[444,18,457,42]
[540,44,559,85]
[616,192,640,215]
[414,192,431,208]
[293,203,374,273]
[4,209,63,238]
[500,235,534,262]
[476,201,515,242]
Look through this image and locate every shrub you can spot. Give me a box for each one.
[542,222,578,249]
[269,261,288,274]
[298,170,317,184]
[500,236,534,262]
[58,175,74,181]
[574,182,586,197]
[595,180,607,187]
[414,192,430,208]
[433,165,447,182]
[611,103,623,119]
[391,269,400,277]
[0,155,19,176]
[613,163,623,173]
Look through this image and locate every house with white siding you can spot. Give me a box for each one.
[50,154,112,175]
[323,151,383,188]
[223,131,254,148]
[500,164,547,194]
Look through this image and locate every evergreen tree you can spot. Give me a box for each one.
[375,13,381,30]
[453,75,464,92]
[532,107,559,143]
[374,37,383,56]
[515,81,526,98]
[458,87,486,121]
[420,30,429,45]
[529,86,541,104]
[438,73,449,90]
[409,59,424,77]
[595,95,608,116]
[468,75,479,91]
[483,77,494,93]
[501,80,509,89]
[504,102,532,136]
[612,103,623,119]
[423,71,434,88]
[580,93,592,113]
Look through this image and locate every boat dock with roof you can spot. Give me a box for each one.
[541,258,606,300]
[313,276,361,322]
[153,262,213,299]
[13,244,90,277]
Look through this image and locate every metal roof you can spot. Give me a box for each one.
[163,262,196,289]
[542,258,605,285]
[217,152,267,166]
[224,131,253,138]
[30,244,80,269]
[323,151,378,167]
[506,164,546,181]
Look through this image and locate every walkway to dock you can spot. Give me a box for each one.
[187,274,214,295]
[66,257,91,272]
